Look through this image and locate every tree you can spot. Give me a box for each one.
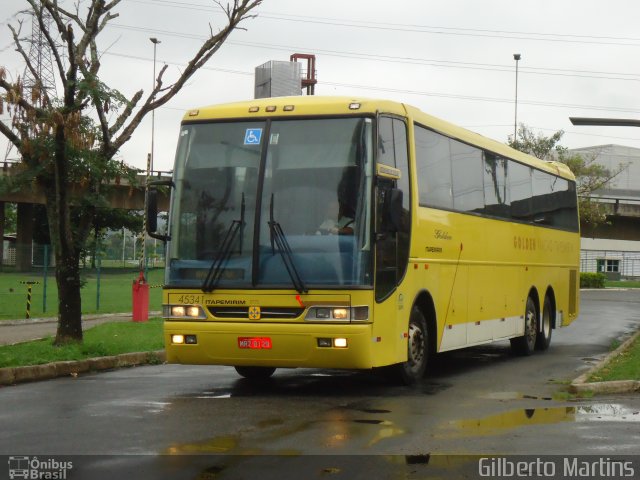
[508,124,626,226]
[90,208,144,268]
[0,0,262,344]
[2,203,17,233]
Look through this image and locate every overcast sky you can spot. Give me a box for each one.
[2,0,640,172]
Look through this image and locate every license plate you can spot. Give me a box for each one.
[238,337,272,349]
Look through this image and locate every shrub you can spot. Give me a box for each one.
[580,272,606,289]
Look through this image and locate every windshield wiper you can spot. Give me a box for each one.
[201,194,245,292]
[268,194,307,294]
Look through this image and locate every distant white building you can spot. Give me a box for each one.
[2,234,16,265]
[571,144,640,279]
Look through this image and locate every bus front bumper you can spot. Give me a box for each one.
[164,321,375,370]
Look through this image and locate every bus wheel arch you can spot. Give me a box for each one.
[393,291,435,385]
[413,291,437,357]
[234,366,276,379]
[536,288,555,351]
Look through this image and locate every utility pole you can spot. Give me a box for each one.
[513,53,521,140]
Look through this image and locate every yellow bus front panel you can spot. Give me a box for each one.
[164,321,374,369]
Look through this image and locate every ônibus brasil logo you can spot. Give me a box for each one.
[8,456,73,479]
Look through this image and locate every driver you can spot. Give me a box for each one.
[317,198,354,235]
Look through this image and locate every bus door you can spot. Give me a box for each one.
[373,116,412,365]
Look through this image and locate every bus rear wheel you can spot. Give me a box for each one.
[510,296,538,356]
[234,366,276,379]
[395,307,429,385]
[535,296,553,351]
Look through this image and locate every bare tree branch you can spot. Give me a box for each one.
[47,0,82,29]
[0,116,22,150]
[8,24,41,89]
[108,89,143,137]
[74,1,120,66]
[108,0,262,157]
[34,1,78,85]
[0,77,48,120]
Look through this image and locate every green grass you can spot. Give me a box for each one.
[0,319,164,368]
[553,390,595,401]
[0,268,164,320]
[588,334,640,382]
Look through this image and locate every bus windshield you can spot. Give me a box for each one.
[166,116,374,289]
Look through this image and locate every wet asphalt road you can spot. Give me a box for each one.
[1,289,639,479]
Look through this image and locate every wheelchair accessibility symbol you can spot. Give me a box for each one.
[248,306,261,320]
[244,128,262,145]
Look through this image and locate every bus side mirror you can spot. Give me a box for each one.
[147,189,159,233]
[146,180,173,242]
[383,188,403,233]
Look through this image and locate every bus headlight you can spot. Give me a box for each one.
[171,334,198,345]
[316,337,349,348]
[333,338,348,348]
[164,305,207,320]
[332,308,349,320]
[304,306,369,323]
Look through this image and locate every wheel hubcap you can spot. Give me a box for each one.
[525,308,536,347]
[408,323,425,369]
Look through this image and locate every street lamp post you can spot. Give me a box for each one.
[570,117,640,127]
[149,37,161,176]
[144,37,161,278]
[513,53,521,140]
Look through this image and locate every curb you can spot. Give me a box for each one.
[569,329,640,395]
[0,350,166,386]
[0,312,163,327]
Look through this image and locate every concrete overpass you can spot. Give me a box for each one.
[1,159,171,270]
[581,190,640,241]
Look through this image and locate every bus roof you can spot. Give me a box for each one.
[183,96,575,181]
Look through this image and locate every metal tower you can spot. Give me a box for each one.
[4,11,58,161]
[23,11,58,101]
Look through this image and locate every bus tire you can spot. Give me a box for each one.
[234,366,276,379]
[395,307,429,385]
[510,296,538,356]
[535,296,553,351]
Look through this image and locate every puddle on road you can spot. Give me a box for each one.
[165,435,240,454]
[481,391,553,401]
[439,404,640,438]
[356,408,392,414]
[572,404,640,422]
[194,391,232,399]
[163,405,407,454]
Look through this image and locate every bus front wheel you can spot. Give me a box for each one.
[395,307,429,385]
[511,296,538,356]
[234,366,276,379]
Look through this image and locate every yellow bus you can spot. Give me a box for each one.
[147,96,580,384]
